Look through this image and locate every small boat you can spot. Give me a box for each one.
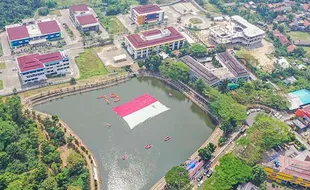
[164,136,170,141]
[145,144,152,149]
[110,93,118,98]
[105,99,110,105]
[103,95,108,99]
[169,93,172,97]
[114,98,120,103]
[106,123,111,127]
[122,155,127,160]
[97,96,102,99]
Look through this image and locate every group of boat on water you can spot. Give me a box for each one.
[97,93,121,105]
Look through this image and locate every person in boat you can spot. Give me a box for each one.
[122,155,127,160]
[164,136,170,141]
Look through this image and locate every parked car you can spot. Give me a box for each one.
[196,175,203,182]
[206,170,213,178]
[12,67,17,71]
[203,169,209,176]
[198,180,204,187]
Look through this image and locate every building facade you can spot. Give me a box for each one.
[124,27,185,59]
[6,19,61,48]
[130,4,164,25]
[69,4,99,32]
[17,51,70,85]
[209,15,265,49]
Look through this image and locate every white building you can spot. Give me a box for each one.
[69,4,99,32]
[124,27,185,59]
[130,4,164,25]
[17,51,70,85]
[209,15,265,49]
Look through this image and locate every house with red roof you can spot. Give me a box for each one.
[130,4,164,25]
[5,19,61,48]
[69,4,99,32]
[17,51,70,85]
[124,27,185,59]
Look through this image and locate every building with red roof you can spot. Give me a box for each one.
[130,4,164,25]
[124,27,185,59]
[69,4,99,32]
[17,51,70,85]
[6,19,61,48]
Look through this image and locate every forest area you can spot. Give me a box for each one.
[0,96,89,190]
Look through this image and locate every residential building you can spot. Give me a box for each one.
[208,15,265,49]
[180,51,249,86]
[69,4,99,32]
[17,51,70,85]
[263,155,310,188]
[6,19,61,48]
[130,4,164,25]
[124,27,185,59]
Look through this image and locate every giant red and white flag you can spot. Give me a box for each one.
[113,93,169,129]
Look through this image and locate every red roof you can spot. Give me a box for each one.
[303,4,309,11]
[37,20,60,35]
[287,45,296,52]
[6,25,30,41]
[76,14,98,26]
[133,4,162,14]
[70,4,89,12]
[278,35,291,46]
[17,52,62,72]
[142,29,162,36]
[304,20,310,27]
[126,27,185,49]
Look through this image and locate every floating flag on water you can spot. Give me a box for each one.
[112,93,169,129]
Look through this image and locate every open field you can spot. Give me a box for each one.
[0,80,3,90]
[237,40,276,73]
[49,9,62,16]
[189,18,203,24]
[98,16,126,35]
[0,62,5,69]
[203,0,221,14]
[75,49,108,80]
[302,47,310,57]
[288,31,310,41]
[54,0,101,7]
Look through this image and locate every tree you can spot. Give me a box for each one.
[198,147,212,161]
[35,163,48,183]
[165,166,190,189]
[39,176,58,190]
[252,165,267,186]
[218,79,229,93]
[159,60,190,83]
[70,77,76,85]
[207,143,216,153]
[278,25,284,33]
[288,13,294,22]
[145,55,162,72]
[194,78,206,94]
[67,151,85,175]
[272,22,278,30]
[38,7,49,16]
[215,44,226,53]
[189,43,207,58]
[46,0,57,8]
[139,0,148,5]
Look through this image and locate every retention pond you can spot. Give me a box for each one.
[34,77,216,190]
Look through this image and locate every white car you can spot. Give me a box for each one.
[12,67,17,71]
[198,180,204,187]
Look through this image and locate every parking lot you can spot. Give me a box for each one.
[96,45,134,67]
[0,59,22,94]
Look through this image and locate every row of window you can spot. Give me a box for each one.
[24,77,39,83]
[57,66,70,71]
[26,72,45,78]
[22,69,44,75]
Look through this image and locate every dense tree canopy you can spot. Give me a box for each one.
[189,43,207,58]
[204,154,253,190]
[159,60,190,83]
[165,166,190,189]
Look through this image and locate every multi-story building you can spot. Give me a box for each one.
[130,4,164,25]
[264,155,310,188]
[17,51,70,85]
[6,19,61,48]
[124,27,185,59]
[209,15,265,49]
[69,4,99,32]
[180,51,249,86]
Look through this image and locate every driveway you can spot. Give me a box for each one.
[0,59,22,94]
[0,32,11,56]
[59,9,81,43]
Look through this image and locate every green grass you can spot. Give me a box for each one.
[53,0,101,7]
[302,47,310,57]
[288,31,310,41]
[0,80,4,90]
[50,10,62,16]
[189,18,203,24]
[203,0,221,14]
[75,49,108,80]
[98,16,126,35]
[0,63,6,69]
[0,43,3,57]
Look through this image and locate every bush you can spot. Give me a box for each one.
[38,7,49,16]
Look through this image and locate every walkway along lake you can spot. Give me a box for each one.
[34,77,216,190]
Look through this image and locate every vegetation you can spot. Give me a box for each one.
[75,49,108,80]
[198,143,216,161]
[288,31,310,41]
[189,43,207,58]
[0,63,5,69]
[165,166,190,189]
[38,7,49,16]
[0,96,89,189]
[189,18,203,24]
[159,60,190,83]
[103,0,138,16]
[98,16,126,35]
[204,154,253,190]
[0,80,3,90]
[237,114,292,165]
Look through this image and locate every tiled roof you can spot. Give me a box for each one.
[37,20,60,34]
[17,52,62,72]
[6,25,30,41]
[216,52,249,77]
[125,27,184,49]
[76,14,98,25]
[70,4,89,12]
[133,4,162,14]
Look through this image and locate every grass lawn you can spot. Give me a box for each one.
[203,0,221,14]
[0,62,6,69]
[189,18,203,24]
[288,31,310,41]
[0,80,4,90]
[0,43,3,57]
[75,49,108,80]
[98,16,126,35]
[302,47,310,57]
[50,10,62,16]
[54,0,101,7]
[235,49,260,66]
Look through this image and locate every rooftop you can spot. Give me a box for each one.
[287,89,310,110]
[6,25,30,41]
[231,15,265,37]
[180,55,220,86]
[76,14,98,26]
[17,52,63,72]
[133,4,162,15]
[70,4,89,12]
[37,20,60,34]
[216,51,249,77]
[125,27,185,49]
